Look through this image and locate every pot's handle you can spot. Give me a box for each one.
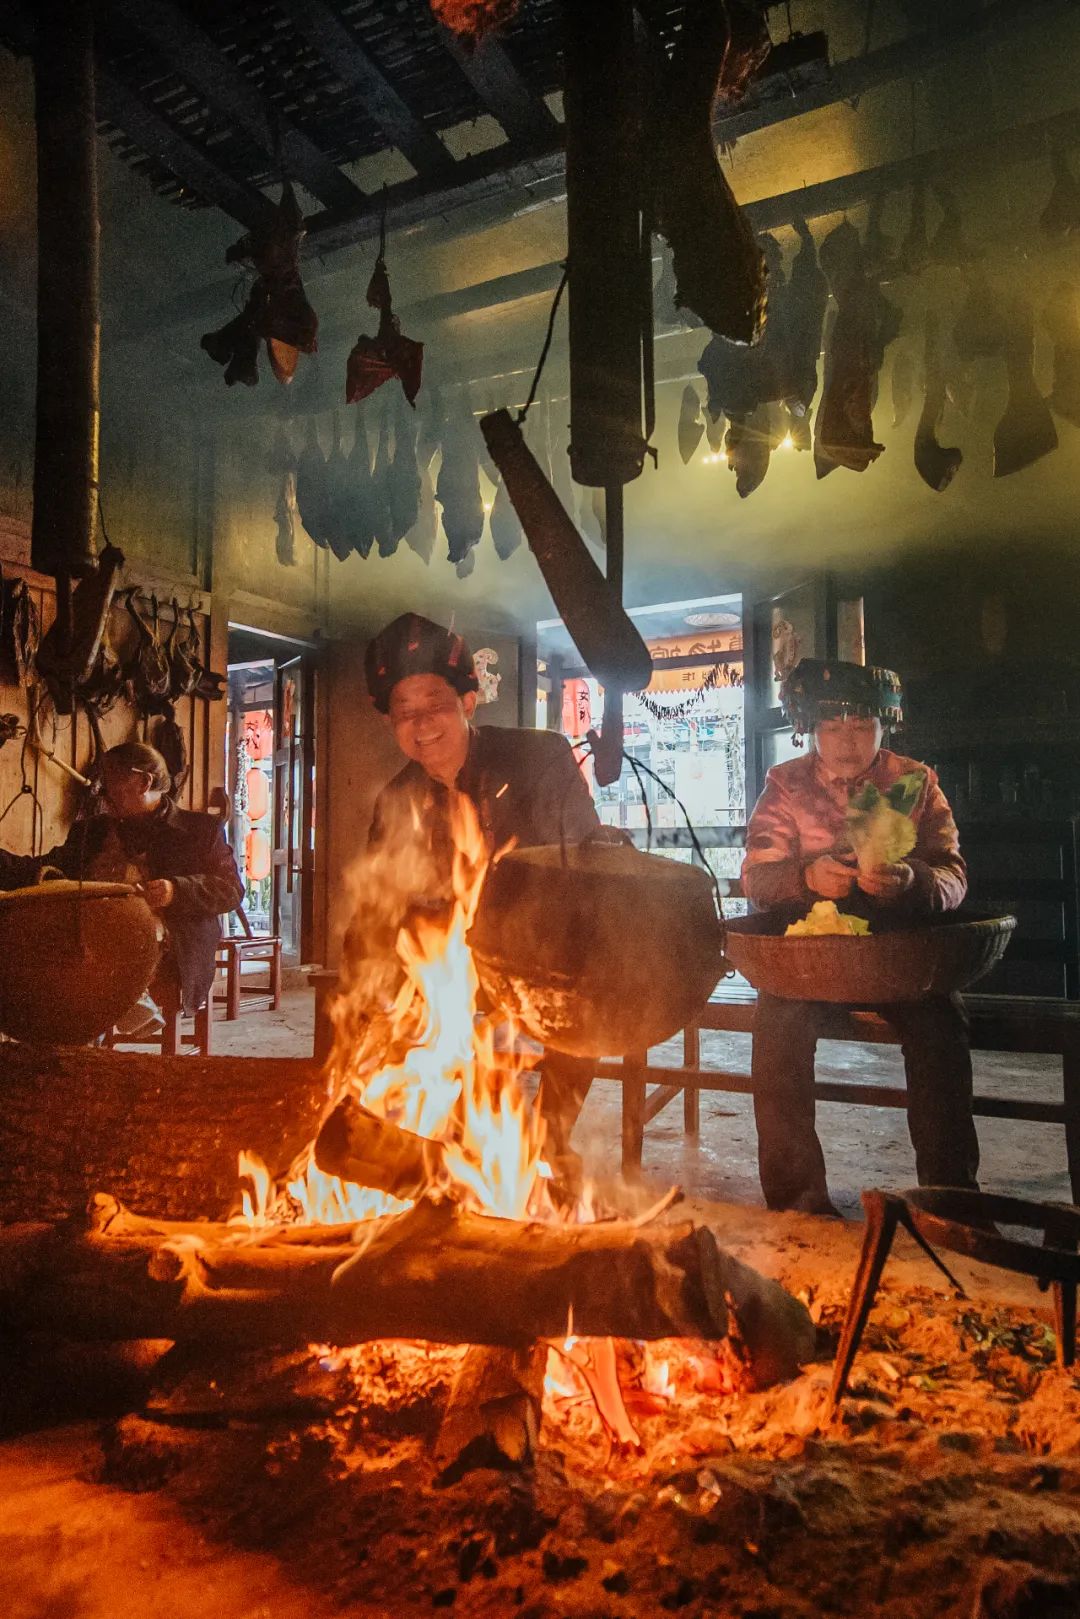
[37,865,67,883]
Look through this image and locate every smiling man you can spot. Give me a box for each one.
[350,612,603,1179]
[741,658,976,1215]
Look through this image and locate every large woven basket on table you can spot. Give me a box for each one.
[723,910,1016,1004]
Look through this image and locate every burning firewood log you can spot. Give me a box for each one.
[434,1344,547,1477]
[314,1095,449,1201]
[0,1195,815,1385]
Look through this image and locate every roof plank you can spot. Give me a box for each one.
[106,0,365,213]
[437,25,561,148]
[282,0,454,178]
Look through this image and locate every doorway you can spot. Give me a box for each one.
[227,627,317,963]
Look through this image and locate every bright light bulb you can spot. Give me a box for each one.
[482,500,494,512]
[780,433,794,450]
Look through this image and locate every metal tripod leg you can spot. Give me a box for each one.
[827,1191,901,1417]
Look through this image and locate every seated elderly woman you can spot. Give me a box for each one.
[0,741,243,1031]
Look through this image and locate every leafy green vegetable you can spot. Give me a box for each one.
[846,771,926,872]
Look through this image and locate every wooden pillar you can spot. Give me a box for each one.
[31,0,99,584]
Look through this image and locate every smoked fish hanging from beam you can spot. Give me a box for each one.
[651,0,766,345]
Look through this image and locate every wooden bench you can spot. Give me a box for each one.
[215,935,283,1021]
[107,999,213,1055]
[596,986,1080,1201]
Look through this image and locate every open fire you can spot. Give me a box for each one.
[232,796,748,1455]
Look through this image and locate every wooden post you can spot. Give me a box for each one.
[31,0,99,582]
[683,1023,701,1137]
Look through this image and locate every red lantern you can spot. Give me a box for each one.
[245,829,271,882]
[245,767,269,823]
[245,710,274,761]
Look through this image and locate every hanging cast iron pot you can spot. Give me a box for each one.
[468,835,728,1058]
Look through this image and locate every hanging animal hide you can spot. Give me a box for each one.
[818,219,864,301]
[929,183,971,267]
[993,299,1059,478]
[295,419,331,548]
[405,444,438,566]
[202,182,318,387]
[914,312,963,493]
[489,473,523,561]
[165,598,201,700]
[346,258,423,408]
[724,406,774,499]
[123,592,172,710]
[652,0,767,344]
[783,219,829,418]
[861,193,895,280]
[36,542,125,708]
[154,702,189,797]
[1042,281,1080,428]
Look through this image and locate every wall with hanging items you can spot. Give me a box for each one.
[0,540,224,861]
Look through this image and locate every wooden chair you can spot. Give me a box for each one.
[215,934,283,1020]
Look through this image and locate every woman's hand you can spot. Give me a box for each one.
[142,878,175,910]
[804,856,856,899]
[856,862,914,903]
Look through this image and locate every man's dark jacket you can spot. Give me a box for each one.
[0,803,244,1013]
[345,725,600,971]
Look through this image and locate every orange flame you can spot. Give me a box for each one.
[241,794,549,1227]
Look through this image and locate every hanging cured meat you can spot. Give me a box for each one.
[1042,281,1080,428]
[371,409,396,558]
[677,385,706,464]
[436,411,484,569]
[387,395,422,545]
[346,209,423,408]
[652,0,766,344]
[929,183,971,267]
[814,272,898,477]
[704,406,727,453]
[953,270,1009,361]
[914,312,963,493]
[891,348,916,429]
[295,419,330,549]
[818,219,864,301]
[345,412,376,560]
[784,219,829,417]
[1040,149,1080,240]
[861,193,895,280]
[724,405,774,499]
[489,474,523,560]
[993,299,1059,478]
[324,414,355,562]
[900,180,930,276]
[428,0,518,42]
[202,181,318,389]
[405,432,438,566]
[269,429,298,567]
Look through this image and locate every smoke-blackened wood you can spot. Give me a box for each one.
[0,1048,326,1224]
[434,1345,547,1477]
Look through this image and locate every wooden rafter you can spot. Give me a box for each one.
[715,0,1070,144]
[283,0,453,178]
[437,25,561,148]
[106,0,365,214]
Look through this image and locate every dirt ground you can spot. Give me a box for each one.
[2,1200,1079,1619]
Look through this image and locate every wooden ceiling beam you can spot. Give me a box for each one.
[715,0,1070,143]
[283,0,453,178]
[106,0,365,214]
[2,0,274,231]
[437,25,561,148]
